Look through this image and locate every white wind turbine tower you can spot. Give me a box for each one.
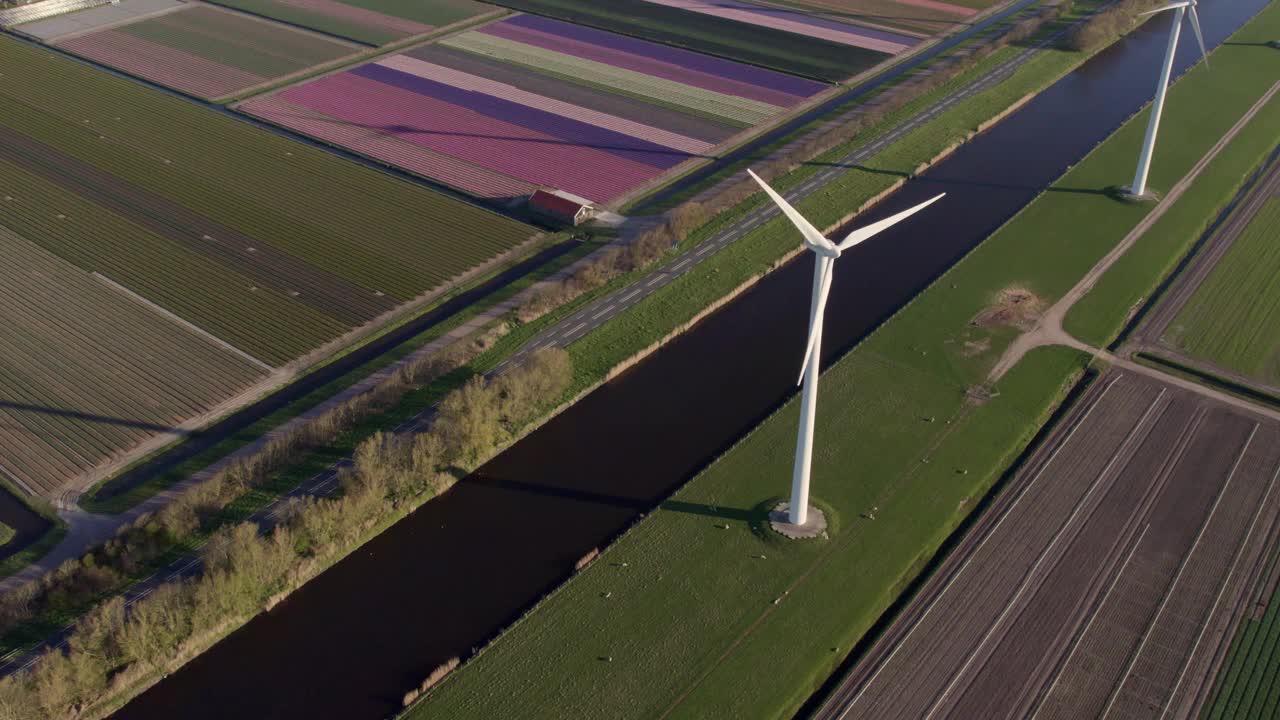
[1129,0,1208,199]
[748,169,944,530]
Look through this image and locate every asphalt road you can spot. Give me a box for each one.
[0,0,1077,678]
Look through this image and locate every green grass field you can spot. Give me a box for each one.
[205,0,496,46]
[1203,551,1280,720]
[408,5,1280,719]
[485,0,889,82]
[1162,198,1280,387]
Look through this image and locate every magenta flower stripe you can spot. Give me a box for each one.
[477,20,812,108]
[376,55,715,154]
[276,73,662,200]
[242,95,535,198]
[244,14,827,203]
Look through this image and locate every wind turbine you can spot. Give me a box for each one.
[747,169,944,528]
[1130,0,1208,199]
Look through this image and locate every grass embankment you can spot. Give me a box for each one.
[1203,549,1280,720]
[410,6,1280,719]
[1066,124,1280,348]
[1162,197,1280,386]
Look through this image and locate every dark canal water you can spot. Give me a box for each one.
[0,493,49,563]
[114,2,1269,717]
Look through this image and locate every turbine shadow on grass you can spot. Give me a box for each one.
[661,499,756,522]
[0,401,195,436]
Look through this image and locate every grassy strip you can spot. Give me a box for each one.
[1064,130,1280,349]
[1162,197,1280,386]
[409,6,1280,719]
[0,528,65,582]
[1134,353,1280,411]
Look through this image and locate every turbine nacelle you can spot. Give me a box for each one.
[1140,0,1209,67]
[746,168,944,385]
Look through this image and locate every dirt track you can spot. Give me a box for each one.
[816,370,1280,720]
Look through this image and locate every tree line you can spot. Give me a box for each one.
[0,347,571,719]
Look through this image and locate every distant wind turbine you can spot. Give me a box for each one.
[748,169,944,528]
[1130,0,1209,198]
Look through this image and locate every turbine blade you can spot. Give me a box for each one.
[1188,5,1209,67]
[836,193,946,252]
[747,169,836,252]
[797,256,834,385]
[1138,1,1189,16]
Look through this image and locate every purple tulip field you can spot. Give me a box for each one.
[241,14,827,203]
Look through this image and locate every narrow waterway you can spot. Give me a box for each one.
[115,2,1269,717]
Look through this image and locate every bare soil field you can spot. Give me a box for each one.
[818,370,1280,720]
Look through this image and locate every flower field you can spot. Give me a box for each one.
[782,0,984,36]
[0,228,267,498]
[240,14,827,203]
[638,0,914,53]
[480,0,910,81]
[204,0,498,46]
[56,5,359,100]
[0,35,532,495]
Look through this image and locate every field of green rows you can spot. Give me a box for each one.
[1204,552,1280,720]
[0,35,531,497]
[1163,198,1280,387]
[0,36,531,366]
[484,0,891,82]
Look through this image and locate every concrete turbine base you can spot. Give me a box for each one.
[769,502,827,540]
[1111,187,1161,204]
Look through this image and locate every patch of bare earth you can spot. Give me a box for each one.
[971,285,1046,331]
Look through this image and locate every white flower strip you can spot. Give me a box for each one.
[377,55,715,155]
